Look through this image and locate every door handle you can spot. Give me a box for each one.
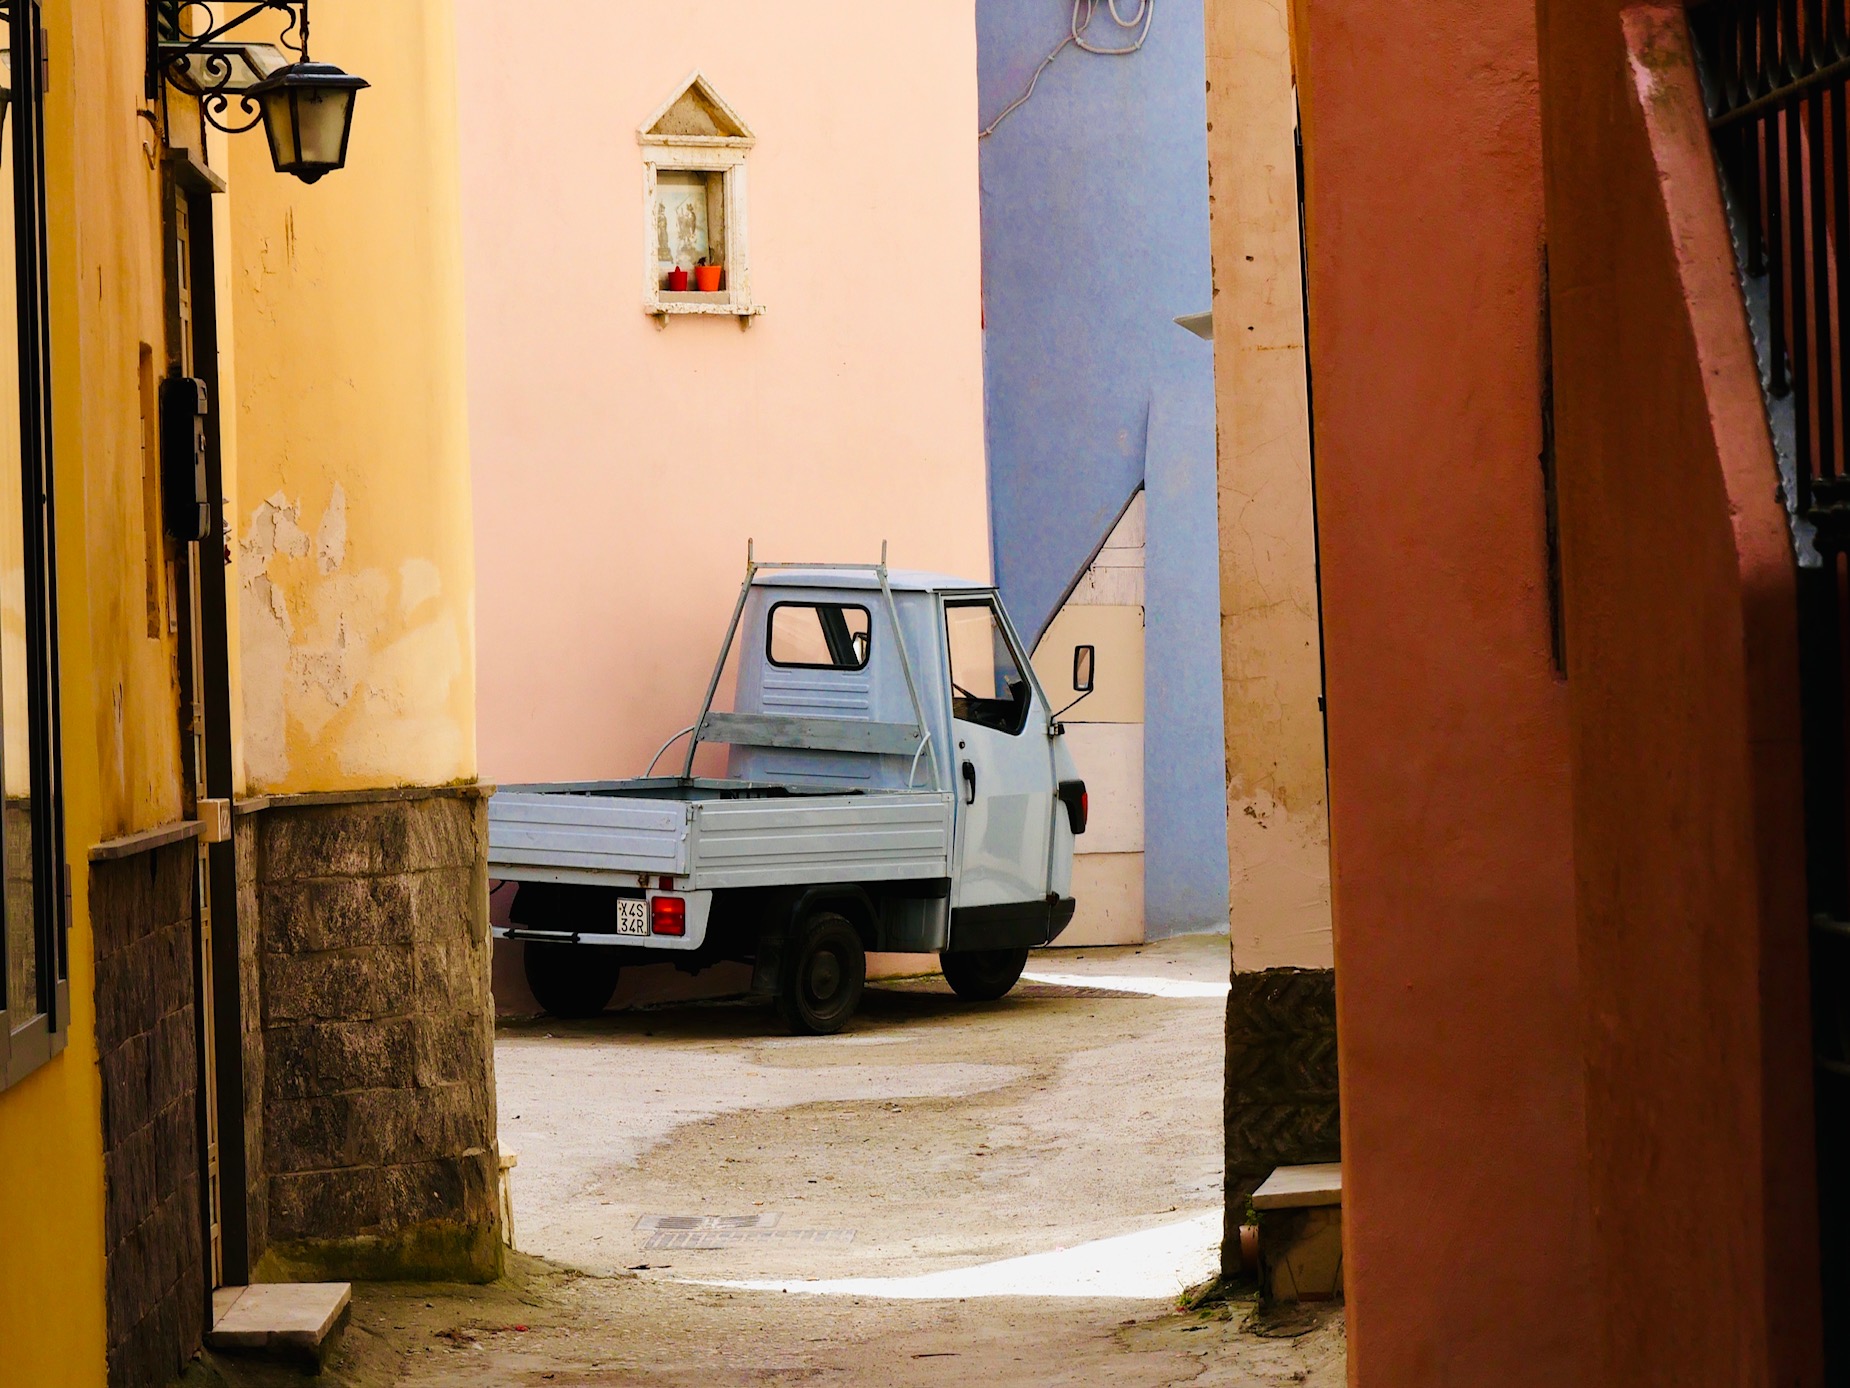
[961,761,977,805]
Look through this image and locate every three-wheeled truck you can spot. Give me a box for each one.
[487,548,1090,1034]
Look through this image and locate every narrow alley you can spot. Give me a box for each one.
[189,940,1343,1386]
[10,0,1845,1382]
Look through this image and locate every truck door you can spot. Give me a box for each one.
[943,597,1054,908]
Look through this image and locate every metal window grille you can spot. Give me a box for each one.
[1692,1,1850,1377]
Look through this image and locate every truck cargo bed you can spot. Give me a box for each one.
[488,779,955,890]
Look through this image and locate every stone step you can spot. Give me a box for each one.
[1251,1161,1343,1210]
[207,1282,353,1367]
[1252,1163,1344,1304]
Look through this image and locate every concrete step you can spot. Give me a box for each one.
[207,1282,353,1367]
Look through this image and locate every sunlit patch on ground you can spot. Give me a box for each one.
[694,1208,1223,1299]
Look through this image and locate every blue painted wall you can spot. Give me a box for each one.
[977,0,1229,936]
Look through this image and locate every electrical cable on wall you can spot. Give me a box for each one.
[979,0,1154,139]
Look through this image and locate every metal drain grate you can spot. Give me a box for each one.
[643,1228,855,1250]
[1010,982,1150,999]
[871,978,1146,999]
[634,1214,780,1232]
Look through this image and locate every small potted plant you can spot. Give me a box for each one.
[666,265,689,292]
[694,257,723,292]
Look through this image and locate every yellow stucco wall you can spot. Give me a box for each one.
[4,4,479,1379]
[0,2,187,1381]
[1205,0,1333,971]
[229,0,476,795]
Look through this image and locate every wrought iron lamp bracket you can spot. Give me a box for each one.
[147,0,310,135]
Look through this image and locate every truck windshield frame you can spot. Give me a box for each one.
[944,599,1032,736]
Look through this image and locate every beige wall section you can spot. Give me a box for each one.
[1032,492,1148,947]
[1206,0,1332,971]
[229,0,476,796]
[1062,724,1143,853]
[1033,604,1144,723]
[456,1,989,785]
[1068,489,1147,606]
[1059,724,1143,946]
[1068,855,1144,947]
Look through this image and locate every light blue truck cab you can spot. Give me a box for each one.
[488,552,1090,1033]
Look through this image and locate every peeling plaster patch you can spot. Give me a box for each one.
[316,481,348,574]
[239,486,467,791]
[399,557,441,619]
[336,615,466,783]
[293,611,358,742]
[240,493,313,785]
[248,490,311,560]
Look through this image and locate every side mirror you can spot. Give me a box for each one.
[1073,644,1096,695]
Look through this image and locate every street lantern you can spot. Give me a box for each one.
[247,61,367,185]
[147,1,368,185]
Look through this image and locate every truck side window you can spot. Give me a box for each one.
[768,602,872,671]
[945,601,1031,735]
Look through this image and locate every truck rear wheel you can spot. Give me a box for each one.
[940,947,1030,1002]
[777,912,866,1035]
[523,942,622,1019]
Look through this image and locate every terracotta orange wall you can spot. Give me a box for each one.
[1292,0,1591,1379]
[1539,6,1822,1383]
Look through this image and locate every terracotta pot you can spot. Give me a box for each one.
[694,264,723,292]
[666,267,689,292]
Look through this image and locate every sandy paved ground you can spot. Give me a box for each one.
[191,936,1345,1386]
[493,936,1231,1285]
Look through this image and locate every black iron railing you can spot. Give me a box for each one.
[1691,2,1850,1378]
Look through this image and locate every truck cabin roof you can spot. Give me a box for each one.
[750,568,991,594]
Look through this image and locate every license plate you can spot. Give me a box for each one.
[615,897,648,937]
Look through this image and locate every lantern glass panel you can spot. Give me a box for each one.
[294,87,355,167]
[260,86,296,170]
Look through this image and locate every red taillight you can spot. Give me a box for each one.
[1080,789,1089,828]
[651,894,686,936]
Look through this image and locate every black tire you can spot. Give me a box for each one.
[940,947,1030,1002]
[777,912,866,1035]
[523,942,622,1019]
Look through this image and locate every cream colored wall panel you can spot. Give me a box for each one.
[1068,564,1144,607]
[1059,721,1143,854]
[1052,852,1144,947]
[1206,0,1333,969]
[1034,605,1145,724]
[1068,490,1146,606]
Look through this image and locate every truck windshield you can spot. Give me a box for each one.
[945,600,1031,735]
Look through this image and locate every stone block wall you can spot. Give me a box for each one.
[244,788,500,1282]
[92,840,205,1388]
[1224,966,1340,1268]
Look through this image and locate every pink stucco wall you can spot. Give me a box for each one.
[455,2,990,783]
